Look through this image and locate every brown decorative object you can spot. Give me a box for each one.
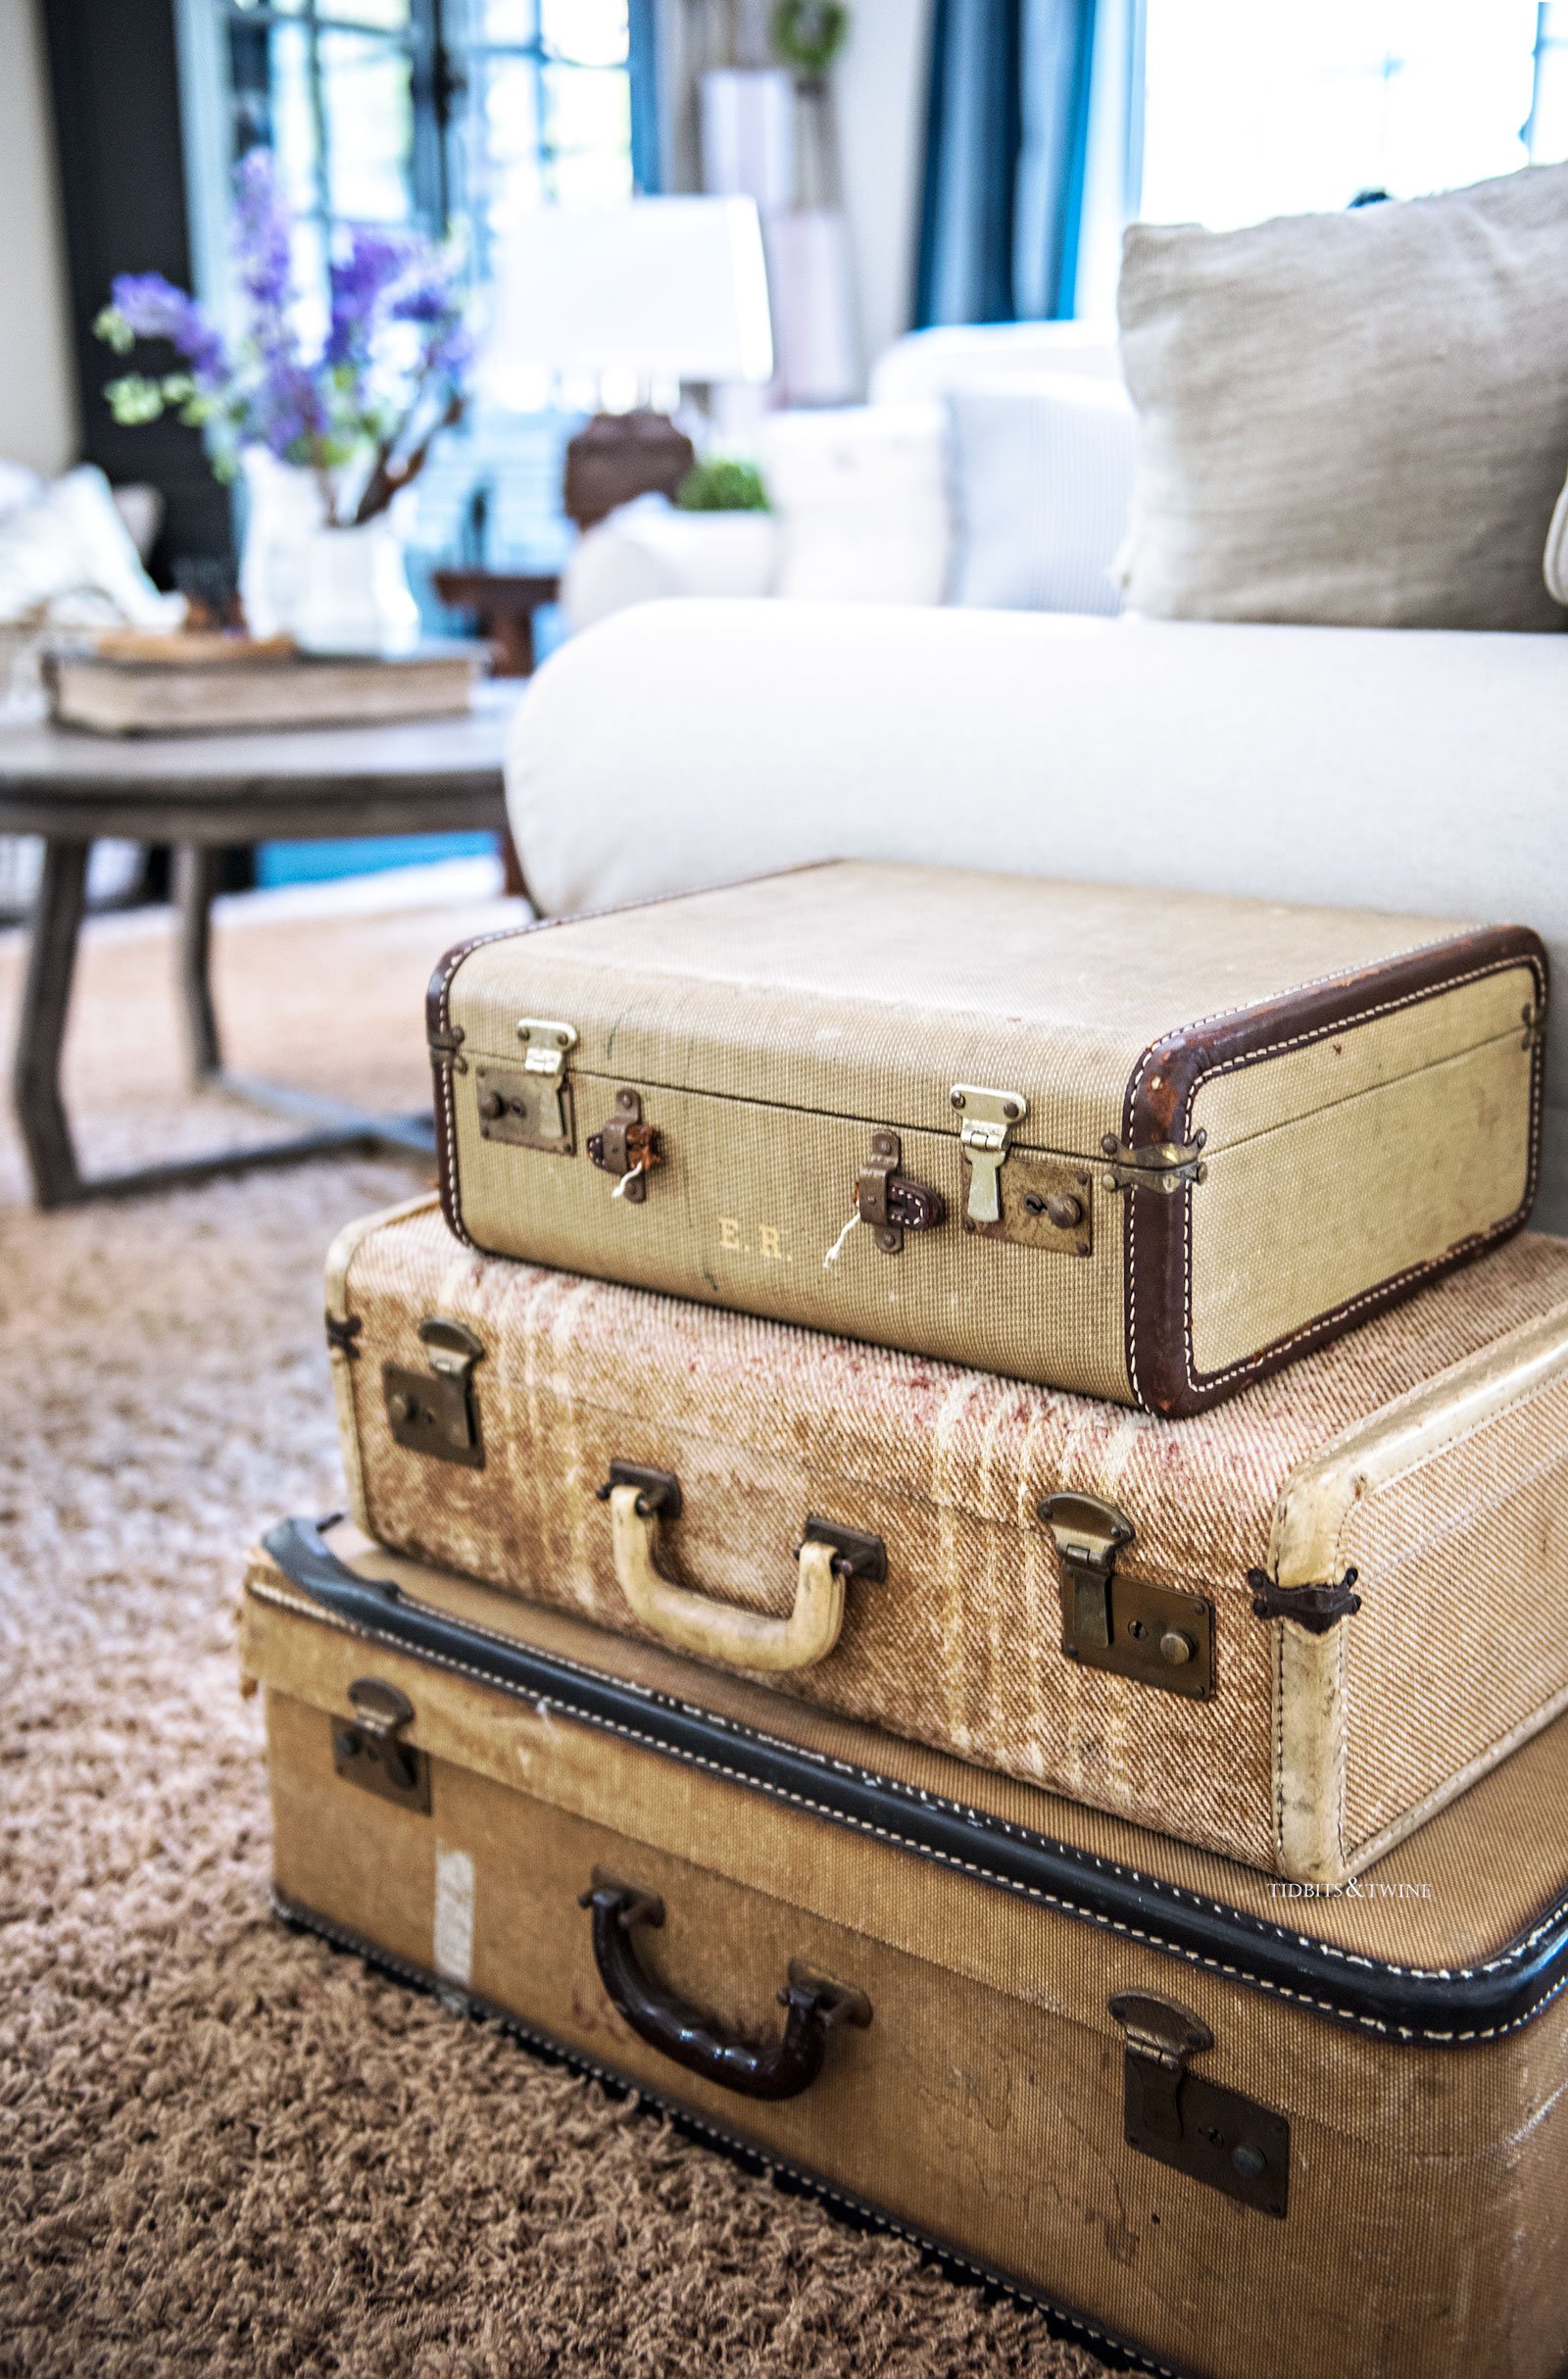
[563,410,697,532]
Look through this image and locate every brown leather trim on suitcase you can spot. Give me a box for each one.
[1121,926,1550,1417]
[425,867,832,1252]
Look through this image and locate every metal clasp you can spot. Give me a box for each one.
[587,1087,663,1203]
[382,1315,486,1469]
[951,1084,1029,1225]
[515,1016,579,1143]
[857,1127,946,1255]
[1109,1993,1289,2217]
[332,1676,431,1811]
[1100,1131,1208,1195]
[1040,1490,1213,1697]
[1040,1491,1134,1651]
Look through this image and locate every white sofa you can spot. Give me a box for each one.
[560,322,1128,631]
[506,596,1568,1235]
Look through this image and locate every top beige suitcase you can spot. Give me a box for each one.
[429,864,1546,1413]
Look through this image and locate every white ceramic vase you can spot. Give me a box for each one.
[291,513,422,659]
[238,449,325,641]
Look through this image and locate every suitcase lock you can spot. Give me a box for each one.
[1041,1491,1214,1699]
[587,1088,663,1203]
[951,1084,1028,1225]
[856,1129,946,1254]
[473,1019,579,1154]
[382,1316,486,1469]
[331,1677,431,1812]
[1109,1993,1289,2217]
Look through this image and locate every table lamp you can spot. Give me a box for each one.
[486,197,774,530]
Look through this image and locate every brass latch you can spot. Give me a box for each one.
[951,1084,1029,1224]
[474,1018,579,1155]
[1100,1131,1208,1195]
[587,1088,663,1203]
[1108,1993,1289,2217]
[1040,1490,1213,1699]
[857,1128,946,1255]
[382,1315,486,1469]
[331,1677,431,1812]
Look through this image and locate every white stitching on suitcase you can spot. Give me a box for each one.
[1125,952,1547,1408]
[252,1578,1568,2029]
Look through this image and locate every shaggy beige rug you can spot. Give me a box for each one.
[0,882,1105,2377]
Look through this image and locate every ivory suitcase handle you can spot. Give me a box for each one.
[597,1463,885,1673]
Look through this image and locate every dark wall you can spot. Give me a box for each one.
[41,0,232,568]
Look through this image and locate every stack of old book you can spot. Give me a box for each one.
[244,864,1568,2379]
[49,628,480,734]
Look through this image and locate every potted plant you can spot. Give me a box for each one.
[96,150,470,655]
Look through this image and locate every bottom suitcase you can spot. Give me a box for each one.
[244,1518,1568,2379]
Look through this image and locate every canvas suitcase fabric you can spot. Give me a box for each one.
[326,1195,1568,1886]
[244,1520,1568,2379]
[425,864,1547,1415]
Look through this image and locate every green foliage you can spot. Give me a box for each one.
[772,0,850,74]
[674,456,770,514]
[104,374,167,426]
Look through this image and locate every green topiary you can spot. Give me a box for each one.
[674,457,771,513]
[771,1,850,74]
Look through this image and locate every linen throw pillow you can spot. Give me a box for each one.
[1117,163,1568,631]
[1545,475,1568,607]
[946,376,1136,616]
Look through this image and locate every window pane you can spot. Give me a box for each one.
[541,0,627,69]
[1140,0,1542,229]
[477,0,540,40]
[268,21,319,214]
[319,0,411,26]
[319,29,415,221]
[542,62,630,162]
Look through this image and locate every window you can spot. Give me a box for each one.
[1138,0,1568,231]
[211,0,653,291]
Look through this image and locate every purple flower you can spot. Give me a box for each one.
[108,273,228,384]
[230,146,295,320]
[327,228,418,365]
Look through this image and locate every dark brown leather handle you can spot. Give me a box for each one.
[580,1881,869,2102]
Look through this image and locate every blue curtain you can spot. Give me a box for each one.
[916,0,1098,327]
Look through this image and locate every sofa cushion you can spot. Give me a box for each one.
[1117,163,1568,632]
[760,403,951,604]
[947,376,1136,615]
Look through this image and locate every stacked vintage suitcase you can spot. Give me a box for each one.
[243,863,1568,2379]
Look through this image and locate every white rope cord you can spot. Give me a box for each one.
[612,1161,647,1202]
[822,1212,859,1268]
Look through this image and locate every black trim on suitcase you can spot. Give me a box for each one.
[272,1888,1194,2379]
[261,1519,1568,2049]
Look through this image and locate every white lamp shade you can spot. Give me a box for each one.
[486,197,774,389]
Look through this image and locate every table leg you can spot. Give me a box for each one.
[173,843,223,1079]
[13,837,88,1208]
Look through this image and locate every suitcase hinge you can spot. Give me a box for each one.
[1522,1000,1546,1051]
[382,1315,486,1468]
[951,1085,1029,1224]
[856,1128,947,1254]
[1248,1566,1362,1634]
[1109,1993,1289,2217]
[324,1313,362,1360]
[1100,1131,1208,1195]
[331,1676,431,1811]
[428,1022,466,1074]
[1041,1491,1213,1698]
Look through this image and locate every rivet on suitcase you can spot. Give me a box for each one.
[426,865,1547,1413]
[245,1519,1568,2379]
[326,1197,1568,1885]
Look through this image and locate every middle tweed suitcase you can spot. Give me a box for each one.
[245,1517,1568,2379]
[326,1197,1568,1885]
[426,863,1547,1413]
